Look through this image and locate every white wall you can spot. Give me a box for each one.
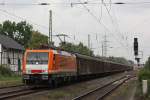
[0,47,23,71]
[0,44,2,52]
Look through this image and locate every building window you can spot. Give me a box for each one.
[13,51,14,64]
[8,57,11,64]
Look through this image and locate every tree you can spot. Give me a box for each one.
[29,31,48,48]
[59,42,94,56]
[95,55,134,65]
[128,60,134,66]
[0,20,16,38]
[138,57,150,82]
[15,21,33,47]
[0,20,33,48]
[106,56,133,65]
[144,57,150,70]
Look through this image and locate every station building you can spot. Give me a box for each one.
[0,34,24,71]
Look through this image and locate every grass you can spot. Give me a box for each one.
[133,80,150,100]
[136,68,150,100]
[0,77,22,87]
[134,81,145,100]
[48,91,71,99]
[47,83,87,100]
[104,79,137,100]
[0,65,22,87]
[0,75,21,81]
[137,57,150,99]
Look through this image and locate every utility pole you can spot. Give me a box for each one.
[88,34,91,49]
[49,10,53,46]
[103,34,108,57]
[102,41,104,57]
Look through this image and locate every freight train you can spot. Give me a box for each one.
[22,49,133,86]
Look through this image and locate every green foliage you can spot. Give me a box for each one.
[138,70,150,98]
[0,20,49,49]
[138,57,150,82]
[144,57,150,70]
[138,57,150,97]
[95,55,134,65]
[59,42,94,56]
[28,31,48,48]
[15,21,33,47]
[0,65,14,77]
[138,69,150,82]
[0,20,33,48]
[106,56,133,65]
[139,57,150,80]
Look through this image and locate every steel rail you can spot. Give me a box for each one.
[0,85,45,99]
[72,75,135,100]
[0,84,24,89]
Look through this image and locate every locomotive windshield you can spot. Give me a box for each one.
[26,52,48,64]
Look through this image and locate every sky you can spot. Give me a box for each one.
[0,0,149,63]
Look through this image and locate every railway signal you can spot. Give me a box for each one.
[134,38,138,56]
[134,37,142,66]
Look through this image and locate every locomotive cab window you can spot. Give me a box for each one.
[26,52,49,64]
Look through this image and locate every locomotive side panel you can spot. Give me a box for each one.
[53,53,77,76]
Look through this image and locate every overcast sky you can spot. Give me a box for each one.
[0,0,149,63]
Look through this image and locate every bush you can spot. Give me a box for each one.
[137,57,150,99]
[138,69,150,82]
[138,69,150,93]
[139,57,150,82]
[0,65,14,77]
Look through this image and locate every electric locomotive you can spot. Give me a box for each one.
[22,49,133,85]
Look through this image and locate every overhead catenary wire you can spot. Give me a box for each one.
[0,1,134,57]
[0,8,82,46]
[78,0,110,33]
[0,8,66,42]
[101,0,132,53]
[0,1,130,44]
[1,1,150,6]
[99,0,103,21]
[77,0,131,56]
[0,8,49,30]
[110,5,133,51]
[100,0,132,54]
[109,8,133,58]
[0,8,64,42]
[108,0,112,12]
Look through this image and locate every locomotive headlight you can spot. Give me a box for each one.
[42,75,48,80]
[27,70,31,74]
[23,74,29,79]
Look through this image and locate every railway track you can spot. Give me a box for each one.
[0,84,24,89]
[0,72,135,100]
[0,85,45,100]
[72,75,135,100]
